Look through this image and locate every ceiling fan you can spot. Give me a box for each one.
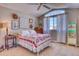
[28,3,51,11]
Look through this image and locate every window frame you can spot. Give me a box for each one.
[45,13,66,30]
[44,9,66,30]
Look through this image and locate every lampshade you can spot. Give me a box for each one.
[0,22,7,28]
[0,23,4,28]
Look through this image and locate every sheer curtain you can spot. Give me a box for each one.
[57,14,67,43]
[43,17,50,34]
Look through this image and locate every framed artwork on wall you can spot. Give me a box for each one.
[29,18,33,23]
[11,20,19,30]
[20,16,30,29]
[29,18,33,29]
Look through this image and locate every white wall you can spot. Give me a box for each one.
[0,6,38,31]
[0,6,38,47]
[66,8,79,22]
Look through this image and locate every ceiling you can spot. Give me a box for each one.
[0,3,79,17]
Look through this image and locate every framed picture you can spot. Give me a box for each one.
[29,18,33,23]
[19,16,29,29]
[11,20,19,30]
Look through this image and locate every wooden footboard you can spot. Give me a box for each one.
[17,37,51,53]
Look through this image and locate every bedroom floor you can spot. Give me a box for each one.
[0,43,79,56]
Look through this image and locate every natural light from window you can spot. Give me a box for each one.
[45,10,65,30]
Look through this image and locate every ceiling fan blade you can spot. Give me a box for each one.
[43,5,50,9]
[37,3,42,10]
[27,3,39,5]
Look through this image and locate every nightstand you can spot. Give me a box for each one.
[0,45,4,52]
[5,34,17,50]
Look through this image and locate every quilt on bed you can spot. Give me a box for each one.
[17,34,51,48]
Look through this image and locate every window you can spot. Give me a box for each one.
[49,17,53,30]
[44,10,65,30]
[49,17,57,30]
[53,17,57,29]
[45,10,65,17]
[43,9,66,34]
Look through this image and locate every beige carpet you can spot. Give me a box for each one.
[0,43,79,56]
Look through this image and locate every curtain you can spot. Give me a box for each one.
[43,17,50,34]
[57,14,67,43]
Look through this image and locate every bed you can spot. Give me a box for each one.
[17,30,51,53]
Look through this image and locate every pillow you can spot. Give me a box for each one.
[29,30,37,36]
[21,30,30,37]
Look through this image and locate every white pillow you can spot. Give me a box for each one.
[29,30,37,36]
[21,30,30,37]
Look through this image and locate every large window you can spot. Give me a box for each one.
[49,17,57,30]
[44,10,65,30]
